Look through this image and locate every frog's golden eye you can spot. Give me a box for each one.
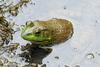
[35,31,41,36]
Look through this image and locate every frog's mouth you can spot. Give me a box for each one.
[21,26,51,42]
[21,33,48,42]
[21,32,54,46]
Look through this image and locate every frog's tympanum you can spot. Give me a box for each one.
[21,18,73,47]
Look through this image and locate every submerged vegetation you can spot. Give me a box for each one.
[0,16,13,46]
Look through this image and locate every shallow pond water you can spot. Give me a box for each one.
[0,0,100,67]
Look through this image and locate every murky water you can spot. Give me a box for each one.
[0,0,100,67]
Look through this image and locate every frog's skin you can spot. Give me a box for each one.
[21,18,73,46]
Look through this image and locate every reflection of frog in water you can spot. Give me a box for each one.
[21,18,74,47]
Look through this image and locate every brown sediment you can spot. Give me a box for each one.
[0,16,13,46]
[9,0,31,16]
[0,0,31,16]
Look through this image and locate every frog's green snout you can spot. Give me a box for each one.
[21,26,34,41]
[20,21,35,41]
[20,25,49,42]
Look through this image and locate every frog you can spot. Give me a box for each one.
[21,18,73,47]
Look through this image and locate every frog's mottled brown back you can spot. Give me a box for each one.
[34,18,73,44]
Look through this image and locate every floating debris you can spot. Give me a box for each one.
[0,43,21,66]
[63,6,67,10]
[0,0,31,16]
[86,53,95,59]
[21,18,73,47]
[0,57,9,66]
[75,65,80,67]
[5,62,18,67]
[9,0,31,16]
[96,52,100,56]
[47,61,49,63]
[54,56,59,59]
[64,65,70,67]
[0,0,12,14]
[0,43,19,55]
[0,59,3,66]
[41,64,46,67]
[23,63,38,67]
[0,16,14,46]
[8,43,19,51]
[9,8,18,16]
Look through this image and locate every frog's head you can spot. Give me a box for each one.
[21,21,53,44]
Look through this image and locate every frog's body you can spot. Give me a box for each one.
[21,18,73,46]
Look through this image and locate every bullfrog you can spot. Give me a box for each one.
[21,18,73,47]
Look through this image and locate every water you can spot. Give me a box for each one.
[0,0,100,67]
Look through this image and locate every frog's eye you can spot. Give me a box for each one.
[26,21,34,27]
[35,31,41,36]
